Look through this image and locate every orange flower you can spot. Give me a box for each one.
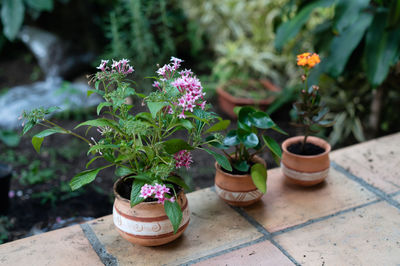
[297,53,320,68]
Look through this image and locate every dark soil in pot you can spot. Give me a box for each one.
[288,142,325,156]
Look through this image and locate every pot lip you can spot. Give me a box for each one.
[113,175,184,205]
[214,155,266,178]
[216,79,280,105]
[282,136,331,158]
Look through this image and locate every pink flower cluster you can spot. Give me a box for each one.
[174,150,193,169]
[155,57,183,81]
[96,59,134,75]
[139,183,175,204]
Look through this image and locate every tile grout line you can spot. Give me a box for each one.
[389,190,400,197]
[80,223,119,266]
[331,161,400,211]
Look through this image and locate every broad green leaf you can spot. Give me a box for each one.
[177,119,194,130]
[205,119,230,133]
[333,0,369,34]
[1,0,24,41]
[87,90,95,97]
[32,127,65,153]
[237,129,259,148]
[238,106,256,127]
[25,0,53,11]
[275,0,334,50]
[324,12,373,77]
[22,120,34,135]
[166,176,190,191]
[388,0,400,28]
[115,167,134,177]
[352,117,365,142]
[364,12,400,87]
[147,102,168,118]
[223,130,240,146]
[249,112,274,129]
[130,179,145,207]
[0,130,20,147]
[163,139,193,154]
[263,135,282,159]
[203,148,232,172]
[126,172,152,182]
[97,102,113,115]
[233,106,243,116]
[251,163,267,193]
[271,125,288,135]
[70,168,101,190]
[233,161,249,172]
[164,200,182,234]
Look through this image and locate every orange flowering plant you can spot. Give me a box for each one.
[292,53,334,152]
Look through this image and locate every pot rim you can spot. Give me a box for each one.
[113,175,184,206]
[214,155,266,178]
[282,136,331,159]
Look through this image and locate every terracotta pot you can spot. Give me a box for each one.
[214,156,266,206]
[281,136,331,186]
[216,79,280,119]
[112,177,190,246]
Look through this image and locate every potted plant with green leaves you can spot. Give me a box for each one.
[21,57,229,246]
[281,53,334,186]
[208,106,286,206]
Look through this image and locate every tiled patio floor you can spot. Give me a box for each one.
[1,133,400,266]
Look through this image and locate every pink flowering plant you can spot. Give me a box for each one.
[21,57,230,233]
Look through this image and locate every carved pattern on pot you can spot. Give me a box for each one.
[215,185,263,203]
[281,163,329,181]
[152,223,162,232]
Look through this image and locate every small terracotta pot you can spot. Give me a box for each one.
[216,79,280,119]
[214,156,266,206]
[281,136,331,186]
[112,177,190,246]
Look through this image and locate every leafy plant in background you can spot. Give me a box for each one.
[276,0,400,140]
[182,0,298,92]
[208,107,286,193]
[0,0,57,41]
[21,57,229,233]
[0,216,13,244]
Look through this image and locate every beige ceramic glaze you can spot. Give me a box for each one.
[216,79,280,118]
[214,156,266,206]
[112,178,190,246]
[281,136,331,186]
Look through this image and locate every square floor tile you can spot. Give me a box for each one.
[0,225,102,266]
[243,168,376,232]
[331,133,400,194]
[194,239,294,266]
[275,201,400,265]
[88,188,263,265]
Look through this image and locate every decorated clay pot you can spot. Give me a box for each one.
[216,79,280,118]
[214,156,265,206]
[281,136,331,186]
[112,177,190,246]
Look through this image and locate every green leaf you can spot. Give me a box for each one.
[25,0,53,11]
[126,172,152,182]
[223,130,240,146]
[177,119,194,130]
[97,102,113,115]
[249,112,274,129]
[352,117,365,142]
[238,106,256,127]
[70,168,101,190]
[0,130,20,147]
[233,106,243,116]
[22,120,35,135]
[1,0,24,41]
[237,129,259,148]
[203,148,232,172]
[166,176,190,191]
[333,0,370,34]
[163,139,193,154]
[85,156,102,169]
[263,135,282,159]
[233,161,249,172]
[164,200,183,234]
[364,12,400,87]
[147,102,168,118]
[115,167,134,177]
[205,120,230,133]
[275,0,334,50]
[75,118,119,131]
[130,179,146,207]
[32,127,65,153]
[271,125,288,135]
[251,163,267,193]
[88,144,119,154]
[324,12,373,77]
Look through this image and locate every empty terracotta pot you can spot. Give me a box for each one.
[281,136,331,186]
[214,156,265,206]
[113,177,190,246]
